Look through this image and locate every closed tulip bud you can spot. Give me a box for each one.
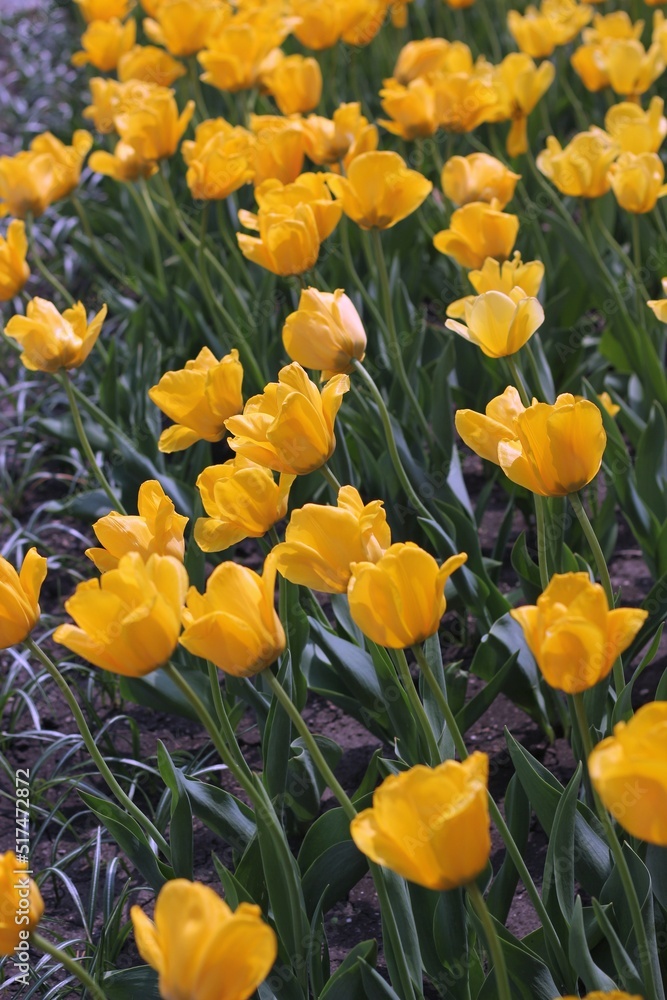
[195,458,294,552]
[262,54,322,116]
[326,150,432,230]
[274,486,390,593]
[446,287,544,358]
[350,753,491,890]
[85,480,188,572]
[180,555,285,676]
[132,881,277,1000]
[589,703,667,846]
[648,276,667,321]
[90,140,158,182]
[447,253,545,319]
[282,288,366,377]
[442,153,521,209]
[0,853,43,954]
[610,151,667,213]
[605,96,667,154]
[537,129,620,198]
[598,391,620,417]
[348,543,467,648]
[149,347,243,453]
[378,78,438,140]
[226,362,349,475]
[182,119,255,200]
[511,573,647,693]
[5,298,107,373]
[0,220,30,301]
[0,548,47,650]
[74,0,134,21]
[115,88,194,162]
[144,0,229,56]
[54,552,188,676]
[117,44,186,87]
[72,17,136,72]
[250,114,305,186]
[434,201,519,269]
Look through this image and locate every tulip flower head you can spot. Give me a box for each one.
[182,118,256,200]
[197,12,294,93]
[85,480,188,572]
[648,276,667,321]
[5,298,107,373]
[195,457,294,552]
[54,552,188,676]
[348,542,467,648]
[282,287,367,377]
[117,44,187,87]
[261,53,323,116]
[180,555,285,676]
[447,252,545,319]
[149,347,244,453]
[326,150,433,230]
[511,573,647,693]
[589,702,667,846]
[442,153,521,209]
[72,17,137,72]
[537,128,620,198]
[378,78,439,140]
[114,87,195,162]
[605,97,667,154]
[143,0,229,57]
[446,287,544,358]
[132,880,277,1000]
[393,37,453,84]
[302,103,378,168]
[492,52,556,156]
[89,141,158,183]
[274,485,391,593]
[0,548,47,650]
[609,152,667,213]
[434,201,520,269]
[74,0,134,22]
[350,753,491,890]
[508,0,592,59]
[598,391,620,418]
[0,852,43,954]
[226,362,349,476]
[250,114,306,186]
[291,0,374,50]
[561,994,644,1000]
[0,130,92,218]
[0,220,30,301]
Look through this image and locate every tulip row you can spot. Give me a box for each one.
[1,1,666,999]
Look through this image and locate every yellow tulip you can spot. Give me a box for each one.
[571,43,611,92]
[508,0,592,59]
[262,54,322,116]
[0,220,30,301]
[303,103,378,168]
[342,0,390,46]
[180,554,285,676]
[182,118,256,200]
[250,114,306,186]
[454,385,526,464]
[442,153,521,209]
[54,552,188,676]
[433,66,499,133]
[143,0,229,56]
[446,287,544,359]
[511,573,647,693]
[447,253,545,319]
[74,0,134,21]
[85,480,188,572]
[598,391,620,418]
[434,201,519,269]
[0,852,43,955]
[609,152,667,213]
[291,0,372,50]
[273,485,390,593]
[389,0,413,28]
[30,130,93,204]
[149,347,243,453]
[5,298,107,373]
[83,77,158,134]
[0,548,47,650]
[195,457,294,552]
[198,15,293,93]
[605,97,667,154]
[648,277,667,321]
[326,150,432,230]
[226,362,349,475]
[584,10,644,42]
[589,702,667,846]
[117,44,186,87]
[131,880,277,1000]
[605,39,665,99]
[72,17,136,72]
[492,53,556,156]
[378,78,438,140]
[0,130,92,218]
[393,37,452,84]
[348,542,467,648]
[114,88,195,161]
[561,994,644,1000]
[655,11,667,62]
[350,753,491,890]
[89,141,158,183]
[282,287,366,377]
[537,129,620,198]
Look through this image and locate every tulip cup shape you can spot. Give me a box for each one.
[0,548,47,650]
[560,994,644,1000]
[445,287,544,358]
[131,879,277,1000]
[589,702,667,846]
[446,252,545,319]
[325,150,433,230]
[4,299,107,373]
[0,852,43,954]
[274,485,391,593]
[54,552,188,676]
[537,128,620,198]
[609,151,667,213]
[0,219,30,301]
[433,201,520,270]
[350,753,491,891]
[348,542,467,648]
[179,554,285,677]
[511,573,648,694]
[441,153,521,209]
[282,287,367,377]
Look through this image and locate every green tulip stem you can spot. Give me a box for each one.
[25,639,170,859]
[320,463,342,494]
[466,882,511,1000]
[413,643,574,989]
[370,227,433,445]
[61,373,126,515]
[569,491,625,695]
[31,931,108,1000]
[351,360,432,521]
[125,182,167,295]
[393,649,441,765]
[71,196,138,294]
[505,356,531,408]
[534,495,551,591]
[25,215,74,306]
[339,217,389,338]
